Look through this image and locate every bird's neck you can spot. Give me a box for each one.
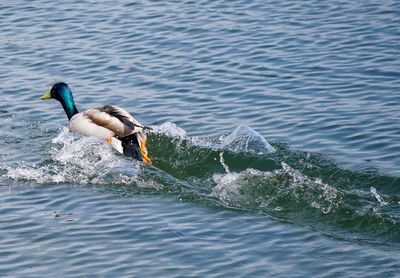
[60,97,79,120]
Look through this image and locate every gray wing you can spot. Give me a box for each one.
[95,105,151,136]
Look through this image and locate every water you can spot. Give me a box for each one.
[1,0,400,276]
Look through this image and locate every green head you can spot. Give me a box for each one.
[41,82,79,120]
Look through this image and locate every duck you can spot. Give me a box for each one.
[40,82,152,164]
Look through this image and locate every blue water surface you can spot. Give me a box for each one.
[0,0,399,277]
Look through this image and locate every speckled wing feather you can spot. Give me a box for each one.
[84,105,147,137]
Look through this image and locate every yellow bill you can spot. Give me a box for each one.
[40,91,52,100]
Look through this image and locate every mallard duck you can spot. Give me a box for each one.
[40,82,152,164]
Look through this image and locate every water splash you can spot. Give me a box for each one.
[1,122,399,244]
[153,122,275,155]
[219,152,230,173]
[153,122,187,139]
[220,125,275,154]
[370,187,388,206]
[3,127,139,185]
[212,161,341,214]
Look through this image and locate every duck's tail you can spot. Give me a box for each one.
[119,133,152,165]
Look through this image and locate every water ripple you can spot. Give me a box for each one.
[1,0,400,276]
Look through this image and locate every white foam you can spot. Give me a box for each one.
[4,165,66,184]
[212,162,340,214]
[2,127,140,185]
[212,168,272,204]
